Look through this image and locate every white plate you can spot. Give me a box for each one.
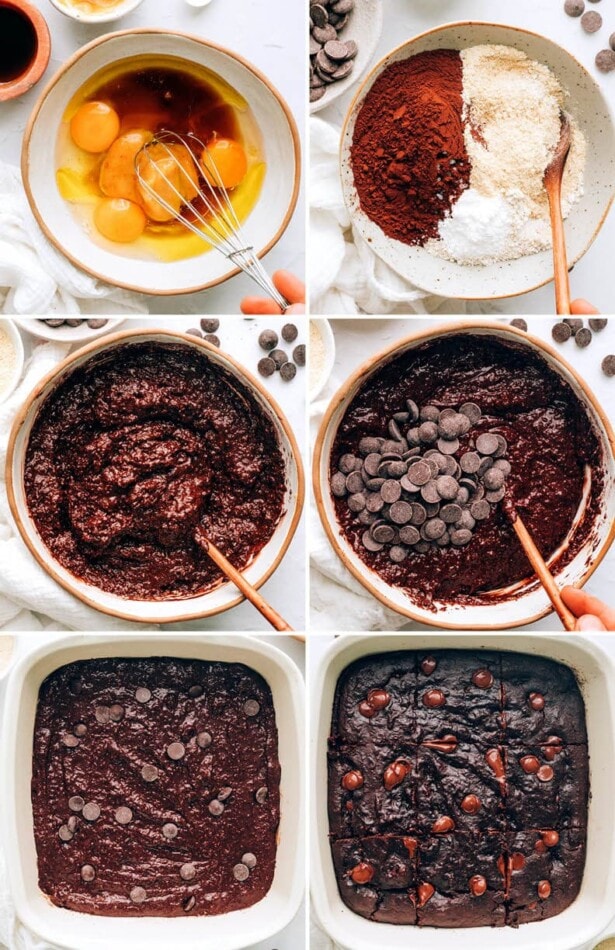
[0,320,25,404]
[13,317,125,343]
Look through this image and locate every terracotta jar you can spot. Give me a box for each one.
[0,0,51,102]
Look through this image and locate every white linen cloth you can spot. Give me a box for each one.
[0,161,146,316]
[309,118,491,316]
[0,340,158,632]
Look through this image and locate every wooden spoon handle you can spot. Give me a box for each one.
[202,538,294,632]
[510,514,576,631]
[546,177,571,316]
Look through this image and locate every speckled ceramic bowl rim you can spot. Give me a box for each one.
[6,328,305,624]
[340,20,615,302]
[21,28,301,296]
[312,320,615,630]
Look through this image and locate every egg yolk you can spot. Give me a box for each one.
[99,129,153,205]
[70,101,120,153]
[94,198,146,243]
[201,138,248,190]
[136,143,199,222]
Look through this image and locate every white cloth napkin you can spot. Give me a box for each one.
[309,118,495,316]
[0,340,158,632]
[0,162,147,316]
[310,388,411,632]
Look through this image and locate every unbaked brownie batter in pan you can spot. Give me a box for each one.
[32,657,280,917]
[328,650,589,927]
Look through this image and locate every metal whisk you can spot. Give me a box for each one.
[134,130,288,310]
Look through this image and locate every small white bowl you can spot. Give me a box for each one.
[47,0,145,24]
[13,317,125,344]
[22,30,300,297]
[311,0,383,115]
[309,317,336,402]
[6,329,304,625]
[341,21,615,301]
[0,320,25,405]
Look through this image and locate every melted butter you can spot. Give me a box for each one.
[56,55,264,263]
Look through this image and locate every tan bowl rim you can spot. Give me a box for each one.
[312,319,615,630]
[21,27,302,297]
[0,0,51,102]
[6,327,305,625]
[340,19,615,302]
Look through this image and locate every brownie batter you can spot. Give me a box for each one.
[24,342,287,600]
[330,334,603,607]
[32,657,280,917]
[328,650,589,928]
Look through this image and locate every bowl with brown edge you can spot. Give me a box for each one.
[312,320,615,630]
[6,328,304,625]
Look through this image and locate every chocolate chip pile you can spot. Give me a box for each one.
[332,400,510,561]
[37,318,109,329]
[257,323,305,381]
[186,317,221,347]
[310,0,358,103]
[563,0,615,72]
[510,317,614,378]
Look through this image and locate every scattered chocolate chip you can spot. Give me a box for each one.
[115,806,133,825]
[596,49,615,71]
[162,822,179,839]
[188,685,204,698]
[255,786,269,804]
[602,355,615,376]
[383,759,411,790]
[529,692,545,711]
[538,880,552,899]
[141,764,159,782]
[209,799,225,816]
[281,323,298,343]
[233,863,250,881]
[564,0,585,14]
[581,9,602,30]
[87,318,108,329]
[58,824,74,842]
[130,886,147,904]
[341,770,364,791]
[432,816,455,833]
[258,329,278,351]
[217,787,233,802]
[280,361,297,381]
[611,31,615,50]
[350,861,374,885]
[69,795,85,812]
[197,731,212,748]
[421,656,437,675]
[186,328,203,338]
[62,733,80,748]
[204,334,220,347]
[472,669,494,689]
[73,723,87,737]
[244,699,260,717]
[183,895,196,912]
[269,348,288,370]
[81,864,96,882]
[180,862,197,881]
[564,317,584,333]
[82,802,101,822]
[242,852,257,869]
[588,318,608,331]
[135,687,151,704]
[109,704,125,722]
[537,765,555,782]
[542,830,560,847]
[422,688,445,708]
[417,882,435,907]
[200,318,220,333]
[95,706,111,724]
[575,327,592,348]
[461,794,481,814]
[257,357,276,377]
[509,318,528,331]
[469,874,487,896]
[520,755,540,774]
[552,322,572,343]
[166,742,185,761]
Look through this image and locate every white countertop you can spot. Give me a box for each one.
[312,317,615,632]
[0,0,305,315]
[0,633,306,950]
[3,316,307,632]
[317,0,615,314]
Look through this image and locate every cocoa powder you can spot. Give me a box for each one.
[351,49,471,245]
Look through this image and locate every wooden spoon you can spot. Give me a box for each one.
[544,111,573,316]
[194,528,293,632]
[503,500,576,631]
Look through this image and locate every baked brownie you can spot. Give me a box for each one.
[328,649,588,928]
[32,657,280,917]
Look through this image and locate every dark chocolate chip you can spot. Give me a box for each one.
[58,824,74,842]
[399,525,420,545]
[180,863,197,881]
[602,355,615,376]
[197,731,212,748]
[115,806,133,825]
[258,329,278,351]
[141,765,159,782]
[233,863,250,882]
[186,328,203,338]
[564,318,584,333]
[73,723,87,737]
[280,361,297,381]
[62,733,80,748]
[130,886,147,904]
[389,545,407,563]
[450,529,473,547]
[166,742,185,761]
[381,480,402,504]
[109,704,125,722]
[258,357,276,377]
[581,10,602,30]
[459,402,482,424]
[69,795,85,812]
[242,852,257,869]
[294,344,306,367]
[269,348,288,369]
[162,822,179,839]
[135,687,151,704]
[564,0,585,15]
[470,500,491,521]
[244,699,260,717]
[200,318,220,333]
[82,802,101,822]
[552,322,572,343]
[95,706,110,724]
[510,318,528,331]
[281,323,298,342]
[589,318,608,331]
[81,864,96,882]
[575,327,592,347]
[204,334,220,347]
[209,799,225,816]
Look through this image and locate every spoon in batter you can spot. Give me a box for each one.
[503,499,576,631]
[544,111,572,316]
[194,527,293,631]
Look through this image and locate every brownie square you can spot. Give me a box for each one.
[506,827,586,926]
[501,653,587,746]
[328,749,419,838]
[417,832,506,928]
[415,650,503,746]
[416,742,506,835]
[505,743,589,830]
[331,652,418,748]
[331,837,418,924]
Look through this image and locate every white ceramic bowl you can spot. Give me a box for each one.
[341,21,615,301]
[311,633,615,950]
[47,0,144,23]
[22,30,301,296]
[0,633,305,950]
[310,0,383,115]
[13,317,125,343]
[0,319,25,404]
[6,329,304,624]
[309,317,336,402]
[313,321,615,630]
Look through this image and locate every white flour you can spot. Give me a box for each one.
[429,45,586,266]
[0,326,16,397]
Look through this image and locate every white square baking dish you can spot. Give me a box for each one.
[311,634,615,950]
[1,634,305,950]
